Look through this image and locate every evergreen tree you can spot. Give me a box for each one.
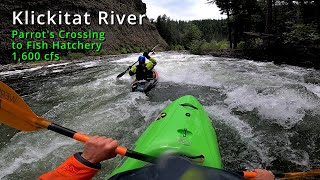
[154,14,227,49]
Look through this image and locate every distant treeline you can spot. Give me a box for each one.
[152,15,228,50]
[154,1,320,69]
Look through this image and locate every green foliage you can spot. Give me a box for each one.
[192,19,228,42]
[65,52,85,60]
[132,46,141,53]
[237,41,245,49]
[109,45,143,55]
[155,1,319,68]
[207,0,261,48]
[216,40,229,49]
[108,50,120,55]
[190,40,205,54]
[93,50,107,56]
[203,0,320,68]
[283,24,320,48]
[182,24,203,49]
[155,14,227,50]
[190,40,229,54]
[170,44,185,51]
[242,38,264,49]
[120,48,127,54]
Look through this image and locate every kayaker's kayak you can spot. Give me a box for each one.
[131,70,158,93]
[109,95,222,178]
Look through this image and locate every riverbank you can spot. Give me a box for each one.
[195,48,320,70]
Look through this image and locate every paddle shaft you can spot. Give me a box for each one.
[47,123,156,163]
[0,81,156,164]
[30,119,320,176]
[116,60,138,78]
[149,44,160,53]
[130,60,138,68]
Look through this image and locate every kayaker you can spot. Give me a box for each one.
[129,52,157,81]
[39,136,275,180]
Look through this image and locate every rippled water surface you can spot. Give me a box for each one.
[0,52,320,179]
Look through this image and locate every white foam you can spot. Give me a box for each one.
[2,52,319,178]
[80,92,150,124]
[0,133,73,179]
[205,105,254,139]
[115,53,141,63]
[137,100,171,122]
[204,105,272,165]
[0,66,42,76]
[285,148,310,166]
[305,84,320,98]
[77,61,98,68]
[156,59,222,88]
[52,70,63,73]
[225,86,319,129]
[47,63,69,68]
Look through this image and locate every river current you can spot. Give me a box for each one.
[0,52,319,179]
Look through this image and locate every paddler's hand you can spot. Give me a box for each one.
[81,136,118,163]
[246,169,275,180]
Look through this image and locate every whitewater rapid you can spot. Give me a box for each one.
[0,52,319,179]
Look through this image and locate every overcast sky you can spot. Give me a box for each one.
[142,0,226,21]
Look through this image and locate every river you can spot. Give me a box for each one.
[0,52,319,179]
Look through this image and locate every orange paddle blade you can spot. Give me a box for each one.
[0,82,156,163]
[0,82,51,131]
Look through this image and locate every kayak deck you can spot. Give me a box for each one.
[110,95,222,177]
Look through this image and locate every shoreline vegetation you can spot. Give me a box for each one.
[190,45,320,70]
[153,0,320,70]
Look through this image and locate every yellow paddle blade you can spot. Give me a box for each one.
[281,169,320,179]
[0,82,50,131]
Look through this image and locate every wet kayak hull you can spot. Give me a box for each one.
[109,95,222,177]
